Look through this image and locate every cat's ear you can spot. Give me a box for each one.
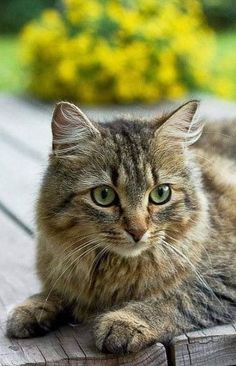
[51,101,100,154]
[155,100,203,147]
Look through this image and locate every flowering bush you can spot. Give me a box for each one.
[21,0,220,104]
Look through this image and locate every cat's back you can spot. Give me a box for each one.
[194,140,236,252]
[196,118,236,160]
[194,118,236,210]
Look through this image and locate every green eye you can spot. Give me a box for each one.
[91,186,117,207]
[149,184,171,205]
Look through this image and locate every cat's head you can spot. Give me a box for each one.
[38,100,207,258]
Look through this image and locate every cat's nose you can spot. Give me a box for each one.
[125,228,147,242]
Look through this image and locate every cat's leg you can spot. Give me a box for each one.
[6,292,66,338]
[94,298,184,354]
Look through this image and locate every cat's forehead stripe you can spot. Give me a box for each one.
[145,164,156,187]
[104,128,157,203]
[110,167,119,187]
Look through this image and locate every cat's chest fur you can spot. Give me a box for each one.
[45,246,179,319]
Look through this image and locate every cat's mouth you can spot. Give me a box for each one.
[111,243,148,258]
[107,233,150,258]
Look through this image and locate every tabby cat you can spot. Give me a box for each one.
[6,100,236,354]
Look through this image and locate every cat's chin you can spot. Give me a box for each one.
[108,243,148,258]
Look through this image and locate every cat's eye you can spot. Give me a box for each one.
[91,185,117,207]
[149,184,171,205]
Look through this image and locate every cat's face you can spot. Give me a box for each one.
[38,101,205,258]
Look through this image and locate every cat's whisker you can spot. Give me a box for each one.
[58,242,104,300]
[44,237,98,274]
[201,131,234,139]
[87,245,111,285]
[43,239,99,286]
[48,238,99,280]
[161,242,186,270]
[61,243,108,302]
[49,232,101,261]
[166,231,213,268]
[157,245,178,275]
[194,153,215,166]
[161,239,227,312]
[47,241,99,290]
[162,239,205,280]
[164,233,202,262]
[163,239,206,277]
[39,241,102,321]
[62,234,99,253]
[57,245,96,276]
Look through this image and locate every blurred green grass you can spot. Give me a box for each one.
[0,30,236,98]
[0,35,25,93]
[212,30,236,97]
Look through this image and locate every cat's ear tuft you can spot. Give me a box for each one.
[51,101,100,153]
[156,100,203,146]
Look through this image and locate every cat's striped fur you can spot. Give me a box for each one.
[7,101,236,354]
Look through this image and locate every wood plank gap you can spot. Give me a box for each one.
[70,333,87,359]
[165,343,175,366]
[0,128,43,163]
[186,344,193,366]
[53,336,70,365]
[0,200,34,237]
[36,346,47,366]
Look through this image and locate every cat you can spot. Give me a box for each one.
[6,100,236,354]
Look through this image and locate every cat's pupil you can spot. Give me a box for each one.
[158,187,164,196]
[101,189,109,200]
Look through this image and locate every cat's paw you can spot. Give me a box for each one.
[94,310,157,354]
[6,304,53,338]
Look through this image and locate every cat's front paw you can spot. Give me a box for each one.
[6,304,53,338]
[94,310,157,354]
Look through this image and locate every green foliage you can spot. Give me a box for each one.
[0,36,25,92]
[211,30,236,98]
[201,0,236,29]
[0,0,57,33]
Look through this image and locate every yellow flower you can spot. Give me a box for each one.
[42,9,61,24]
[20,0,224,104]
[58,59,77,82]
[213,79,233,99]
[168,84,186,99]
[65,0,102,24]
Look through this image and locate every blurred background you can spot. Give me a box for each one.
[0,0,235,105]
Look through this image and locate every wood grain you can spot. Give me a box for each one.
[0,137,44,232]
[0,210,39,310]
[170,324,236,366]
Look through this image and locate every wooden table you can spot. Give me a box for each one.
[1,94,236,365]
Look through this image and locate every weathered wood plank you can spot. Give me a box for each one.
[0,138,43,232]
[0,95,51,161]
[71,324,167,365]
[0,210,39,310]
[0,210,42,366]
[170,324,236,366]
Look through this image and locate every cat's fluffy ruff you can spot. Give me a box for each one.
[6,101,236,354]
